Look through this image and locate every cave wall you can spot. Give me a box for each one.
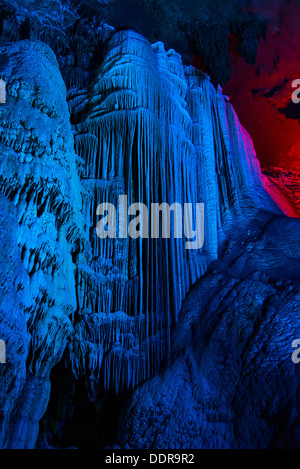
[0,2,296,449]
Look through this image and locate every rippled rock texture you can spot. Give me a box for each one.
[69,30,278,400]
[120,214,300,449]
[0,39,85,448]
[0,3,299,449]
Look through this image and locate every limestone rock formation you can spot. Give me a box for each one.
[0,3,299,450]
[68,29,282,399]
[120,213,300,449]
[0,39,85,448]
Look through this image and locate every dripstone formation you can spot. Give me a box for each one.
[0,1,299,450]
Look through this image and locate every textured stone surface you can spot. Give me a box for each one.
[0,1,299,450]
[67,29,281,399]
[120,214,300,449]
[0,39,85,448]
[263,167,300,218]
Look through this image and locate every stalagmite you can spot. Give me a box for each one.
[0,40,86,448]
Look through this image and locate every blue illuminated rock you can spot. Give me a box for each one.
[0,40,86,448]
[69,30,281,398]
[0,24,296,450]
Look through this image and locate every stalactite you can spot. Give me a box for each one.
[70,30,271,395]
[0,24,282,448]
